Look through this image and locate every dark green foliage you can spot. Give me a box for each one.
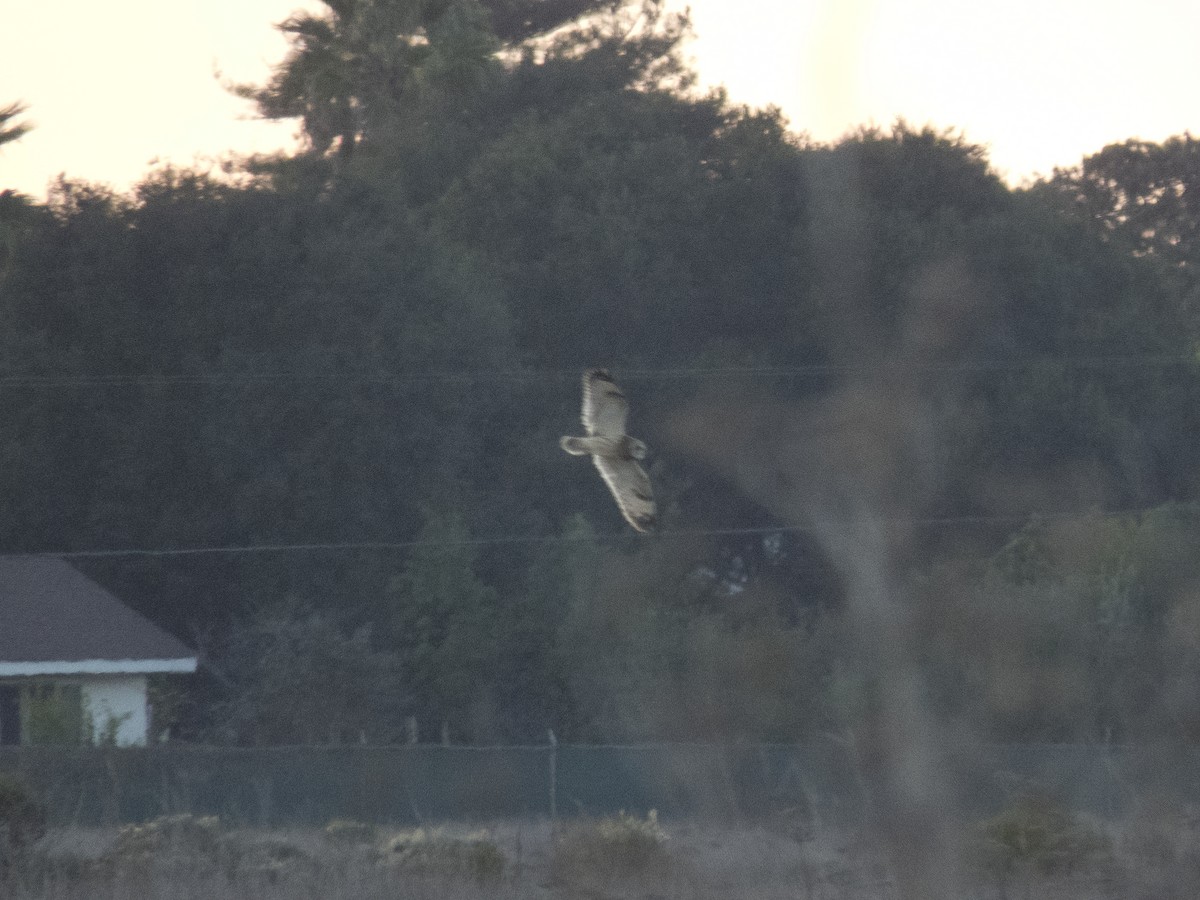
[1039,134,1200,299]
[918,505,1200,742]
[20,684,83,746]
[3,0,1200,748]
[0,776,47,858]
[972,791,1109,875]
[239,0,500,161]
[558,530,840,742]
[212,605,407,744]
[432,94,808,365]
[384,506,503,739]
[0,186,46,282]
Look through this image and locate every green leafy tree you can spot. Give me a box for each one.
[0,189,43,282]
[494,515,597,739]
[557,529,837,742]
[7,0,1200,750]
[1034,139,1200,481]
[431,96,815,368]
[1039,135,1200,297]
[795,125,1198,515]
[385,505,501,741]
[213,603,406,744]
[0,165,518,637]
[21,684,83,745]
[0,101,38,279]
[920,505,1200,742]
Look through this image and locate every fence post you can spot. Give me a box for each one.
[547,729,557,821]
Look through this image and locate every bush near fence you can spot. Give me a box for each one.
[0,743,1195,828]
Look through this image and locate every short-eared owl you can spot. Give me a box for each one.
[560,368,656,532]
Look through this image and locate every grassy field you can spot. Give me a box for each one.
[3,800,1199,899]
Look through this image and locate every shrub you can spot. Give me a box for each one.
[1115,799,1200,869]
[0,774,47,860]
[114,813,221,861]
[972,791,1109,875]
[553,809,669,877]
[384,827,505,882]
[323,818,377,845]
[221,833,314,884]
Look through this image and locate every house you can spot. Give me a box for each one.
[0,557,196,746]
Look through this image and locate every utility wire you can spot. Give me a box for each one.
[0,353,1196,390]
[0,508,1152,559]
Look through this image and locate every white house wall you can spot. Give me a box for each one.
[81,675,148,746]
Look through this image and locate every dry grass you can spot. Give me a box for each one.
[1,805,1198,900]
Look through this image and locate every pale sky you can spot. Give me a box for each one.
[2,0,1199,198]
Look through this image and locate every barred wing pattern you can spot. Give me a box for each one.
[593,454,656,533]
[581,368,629,437]
[561,368,656,533]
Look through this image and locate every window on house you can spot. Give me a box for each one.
[0,685,19,745]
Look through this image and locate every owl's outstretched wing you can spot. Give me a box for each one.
[581,368,629,438]
[593,455,656,532]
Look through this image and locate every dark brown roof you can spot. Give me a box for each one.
[0,558,194,664]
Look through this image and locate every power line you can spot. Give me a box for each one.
[0,353,1196,390]
[0,508,1150,559]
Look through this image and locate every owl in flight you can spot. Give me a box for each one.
[560,369,657,532]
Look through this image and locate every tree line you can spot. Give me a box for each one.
[2,0,1199,746]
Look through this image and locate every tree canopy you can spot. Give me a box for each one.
[3,1,1200,746]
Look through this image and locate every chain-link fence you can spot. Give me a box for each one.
[0,742,1196,827]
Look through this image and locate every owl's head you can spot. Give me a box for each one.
[626,437,649,460]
